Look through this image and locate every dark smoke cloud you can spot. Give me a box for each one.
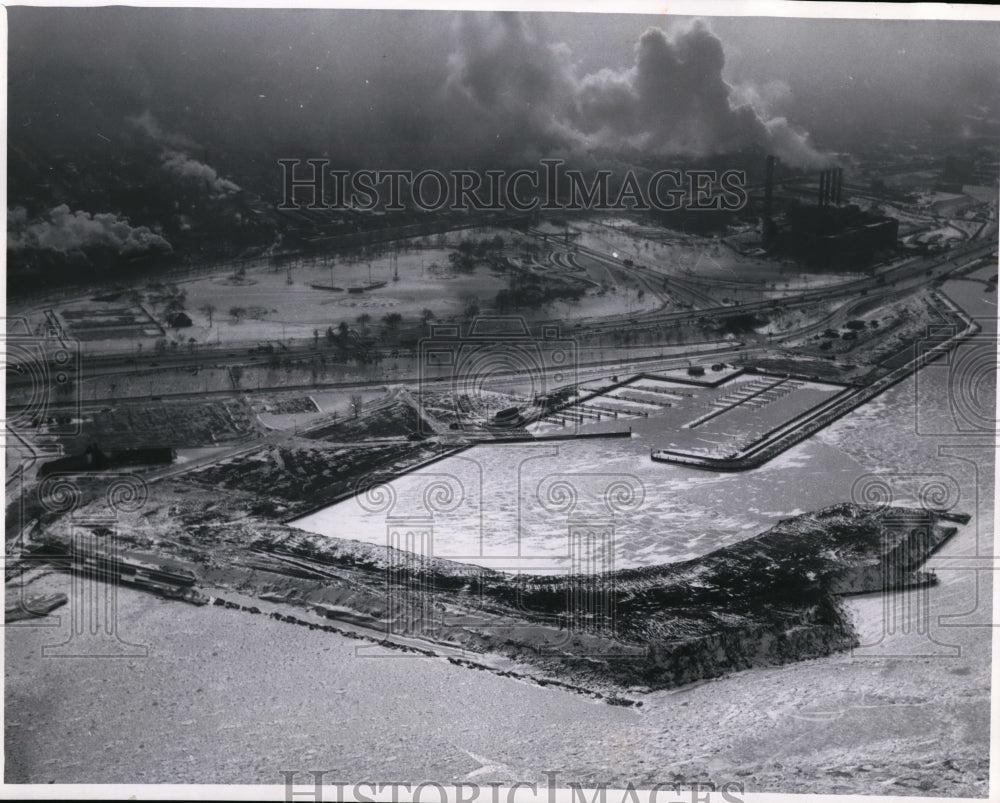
[8,205,172,254]
[12,8,994,189]
[445,15,829,167]
[444,13,581,160]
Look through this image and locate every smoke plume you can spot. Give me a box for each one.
[8,205,172,254]
[446,15,829,167]
[128,112,241,196]
[160,150,241,196]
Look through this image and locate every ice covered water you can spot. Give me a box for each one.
[292,339,994,573]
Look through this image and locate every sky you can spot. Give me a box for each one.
[7,7,1000,175]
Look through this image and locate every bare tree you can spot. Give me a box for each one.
[200,303,217,327]
[350,393,364,418]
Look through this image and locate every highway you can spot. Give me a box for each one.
[8,230,996,403]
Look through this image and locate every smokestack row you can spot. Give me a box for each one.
[764,155,775,216]
[817,168,844,206]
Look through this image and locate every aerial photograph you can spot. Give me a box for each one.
[4,3,998,800]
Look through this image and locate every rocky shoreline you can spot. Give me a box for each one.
[23,500,968,695]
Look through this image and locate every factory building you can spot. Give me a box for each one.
[761,158,899,271]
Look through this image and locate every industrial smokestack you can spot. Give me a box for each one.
[818,170,827,206]
[826,169,835,206]
[764,155,775,216]
[836,167,844,205]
